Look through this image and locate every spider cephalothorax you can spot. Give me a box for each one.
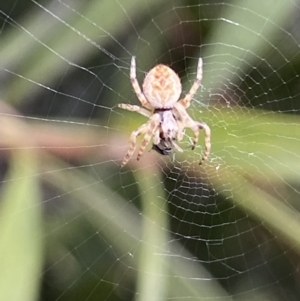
[118,56,211,167]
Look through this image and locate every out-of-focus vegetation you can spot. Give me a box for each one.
[1,0,300,300]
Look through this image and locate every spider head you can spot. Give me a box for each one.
[142,64,182,109]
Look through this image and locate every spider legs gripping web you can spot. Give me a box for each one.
[191,121,211,165]
[121,123,147,167]
[137,114,160,160]
[121,114,160,167]
[179,58,203,109]
[174,102,211,165]
[130,56,153,110]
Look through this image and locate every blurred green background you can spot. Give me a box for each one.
[1,0,300,300]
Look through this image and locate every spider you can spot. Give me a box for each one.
[118,56,211,167]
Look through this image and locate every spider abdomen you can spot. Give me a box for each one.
[143,64,182,108]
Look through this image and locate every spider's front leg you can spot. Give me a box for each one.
[121,123,148,167]
[191,121,211,165]
[121,114,160,167]
[137,114,160,161]
[174,102,211,165]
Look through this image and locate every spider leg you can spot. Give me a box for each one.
[130,56,153,110]
[121,123,148,167]
[118,104,152,118]
[176,119,185,141]
[191,121,211,165]
[174,102,211,165]
[153,129,160,145]
[179,58,203,109]
[137,114,160,161]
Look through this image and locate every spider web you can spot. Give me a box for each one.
[1,0,300,300]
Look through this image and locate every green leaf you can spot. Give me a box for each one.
[0,151,43,301]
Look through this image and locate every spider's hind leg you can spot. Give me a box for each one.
[130,56,153,110]
[179,58,203,109]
